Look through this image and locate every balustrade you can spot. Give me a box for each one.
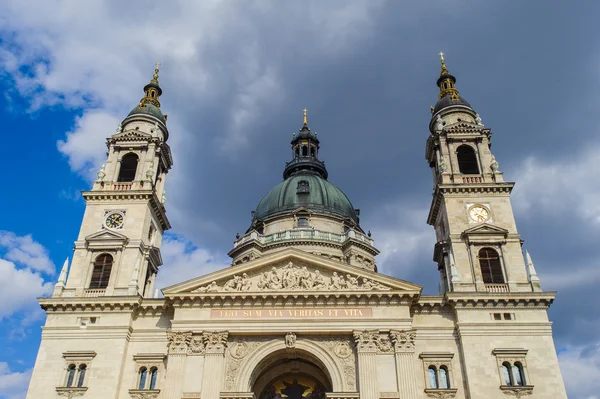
[485,283,509,293]
[84,289,106,297]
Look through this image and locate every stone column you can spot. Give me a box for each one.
[201,331,229,399]
[164,331,192,399]
[390,330,418,399]
[353,330,379,399]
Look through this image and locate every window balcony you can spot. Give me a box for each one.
[485,283,509,293]
[84,289,106,297]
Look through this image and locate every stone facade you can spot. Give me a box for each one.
[26,63,567,399]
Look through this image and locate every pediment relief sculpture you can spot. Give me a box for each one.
[191,262,391,293]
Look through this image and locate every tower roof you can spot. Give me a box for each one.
[432,53,473,115]
[125,63,167,124]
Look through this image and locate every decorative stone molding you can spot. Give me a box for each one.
[167,331,192,354]
[225,338,270,391]
[220,392,256,399]
[390,330,416,353]
[56,387,88,398]
[353,330,392,353]
[203,331,228,353]
[132,353,166,370]
[424,388,458,398]
[379,392,400,398]
[192,262,391,293]
[187,335,206,355]
[500,386,534,398]
[326,393,360,399]
[316,338,357,391]
[128,389,161,399]
[181,393,201,398]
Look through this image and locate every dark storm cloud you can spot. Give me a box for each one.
[152,1,600,355]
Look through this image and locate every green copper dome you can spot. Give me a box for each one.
[253,173,358,223]
[127,103,165,121]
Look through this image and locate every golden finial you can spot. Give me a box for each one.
[152,61,161,83]
[439,51,449,75]
[303,108,308,125]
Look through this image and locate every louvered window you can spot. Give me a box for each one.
[118,153,139,182]
[89,254,113,289]
[479,248,504,283]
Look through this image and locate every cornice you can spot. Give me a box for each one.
[168,290,420,308]
[82,190,171,231]
[445,292,556,309]
[428,183,514,225]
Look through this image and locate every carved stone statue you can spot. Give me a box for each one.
[346,274,359,289]
[115,123,123,133]
[434,115,444,133]
[146,161,154,179]
[313,270,326,289]
[257,272,269,290]
[475,113,483,125]
[285,332,297,348]
[438,155,447,174]
[96,164,106,181]
[241,273,252,291]
[490,154,500,173]
[268,267,283,289]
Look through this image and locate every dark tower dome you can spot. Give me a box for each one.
[124,62,168,129]
[251,110,359,226]
[431,53,474,116]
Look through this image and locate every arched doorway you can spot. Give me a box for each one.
[252,351,332,399]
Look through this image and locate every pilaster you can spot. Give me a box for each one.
[164,331,191,399]
[390,330,418,399]
[201,331,228,399]
[353,331,379,399]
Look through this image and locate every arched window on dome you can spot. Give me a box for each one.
[118,153,139,182]
[89,254,113,289]
[456,145,479,174]
[302,146,308,156]
[478,248,504,284]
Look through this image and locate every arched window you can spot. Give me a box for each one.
[118,153,139,182]
[138,367,148,390]
[513,362,525,386]
[502,362,513,386]
[456,145,479,174]
[439,366,450,389]
[428,366,438,389]
[89,254,113,289]
[77,365,86,388]
[479,248,504,284]
[66,364,76,387]
[149,367,158,389]
[302,146,308,156]
[310,146,315,157]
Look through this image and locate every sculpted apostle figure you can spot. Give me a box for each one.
[206,281,219,292]
[330,272,343,290]
[241,273,252,291]
[224,276,238,291]
[346,274,359,289]
[313,270,326,289]
[361,277,374,290]
[300,267,313,289]
[257,272,269,290]
[268,267,283,289]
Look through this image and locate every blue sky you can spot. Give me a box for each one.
[1,1,599,398]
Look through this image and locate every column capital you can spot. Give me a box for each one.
[390,330,416,353]
[353,330,390,353]
[167,330,192,355]
[203,330,228,354]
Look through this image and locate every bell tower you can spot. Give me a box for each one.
[425,53,541,294]
[53,64,173,298]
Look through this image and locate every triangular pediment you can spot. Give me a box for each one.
[111,129,152,141]
[445,121,489,135]
[85,229,129,249]
[462,223,509,237]
[163,248,421,296]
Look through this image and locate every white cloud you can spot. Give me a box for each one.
[155,234,230,292]
[510,145,600,224]
[57,111,120,181]
[559,343,600,399]
[0,232,55,274]
[0,259,53,320]
[0,362,32,399]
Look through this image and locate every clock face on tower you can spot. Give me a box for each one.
[104,212,124,229]
[469,205,490,223]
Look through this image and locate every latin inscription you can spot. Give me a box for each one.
[211,308,372,319]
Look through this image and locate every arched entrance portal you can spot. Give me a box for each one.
[252,350,332,399]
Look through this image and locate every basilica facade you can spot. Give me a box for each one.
[26,57,567,399]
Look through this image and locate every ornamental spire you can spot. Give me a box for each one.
[139,62,163,108]
[436,52,460,101]
[303,108,308,126]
